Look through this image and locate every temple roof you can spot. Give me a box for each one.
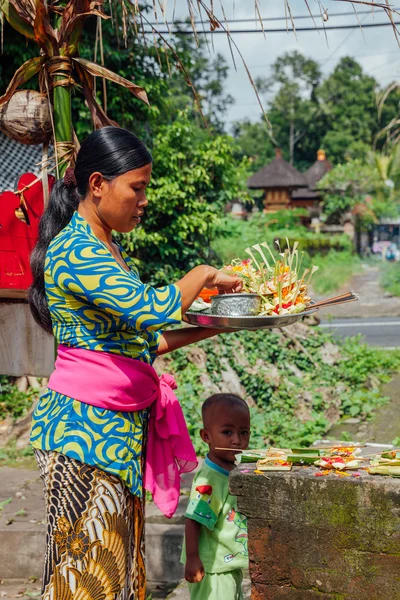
[291,187,320,200]
[247,148,308,190]
[291,150,332,201]
[304,149,332,190]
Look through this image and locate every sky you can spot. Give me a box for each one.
[149,0,400,130]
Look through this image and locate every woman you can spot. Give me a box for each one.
[29,126,242,600]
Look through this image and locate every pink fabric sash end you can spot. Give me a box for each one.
[48,345,197,518]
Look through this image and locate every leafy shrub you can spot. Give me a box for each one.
[381,262,400,297]
[0,376,35,421]
[164,328,400,455]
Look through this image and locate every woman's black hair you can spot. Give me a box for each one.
[29,126,152,333]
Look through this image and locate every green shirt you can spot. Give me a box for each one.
[182,456,249,574]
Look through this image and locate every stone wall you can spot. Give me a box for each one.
[230,466,400,600]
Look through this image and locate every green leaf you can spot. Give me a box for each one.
[0,497,12,510]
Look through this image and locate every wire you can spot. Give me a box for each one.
[320,12,370,66]
[141,21,400,34]
[145,8,400,26]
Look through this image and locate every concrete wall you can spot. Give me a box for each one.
[0,302,54,376]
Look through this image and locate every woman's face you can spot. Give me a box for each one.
[90,163,152,233]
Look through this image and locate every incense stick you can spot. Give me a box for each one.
[215,445,367,452]
[311,291,358,305]
[310,293,359,311]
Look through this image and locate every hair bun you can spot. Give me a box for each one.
[64,167,77,188]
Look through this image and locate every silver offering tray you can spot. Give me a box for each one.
[185,307,319,330]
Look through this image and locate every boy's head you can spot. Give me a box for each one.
[200,393,251,465]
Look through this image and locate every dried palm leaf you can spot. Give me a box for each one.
[72,57,149,105]
[0,56,46,105]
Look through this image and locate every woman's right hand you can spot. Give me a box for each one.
[177,264,243,314]
[205,267,243,294]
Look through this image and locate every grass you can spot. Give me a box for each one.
[381,261,400,297]
[311,251,362,295]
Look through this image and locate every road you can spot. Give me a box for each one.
[320,317,400,348]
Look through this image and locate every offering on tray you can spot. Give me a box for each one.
[368,466,400,477]
[220,240,318,316]
[234,445,400,477]
[190,240,319,317]
[237,449,271,463]
[245,446,365,472]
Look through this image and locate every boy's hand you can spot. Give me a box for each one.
[185,556,205,583]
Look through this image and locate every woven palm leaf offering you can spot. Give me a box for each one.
[368,450,400,477]
[314,446,363,471]
[232,446,364,473]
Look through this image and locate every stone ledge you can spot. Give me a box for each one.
[230,464,400,600]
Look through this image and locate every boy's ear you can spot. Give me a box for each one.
[200,428,211,444]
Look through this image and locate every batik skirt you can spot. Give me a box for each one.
[34,449,146,600]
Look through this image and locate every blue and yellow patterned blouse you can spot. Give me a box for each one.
[30,212,181,498]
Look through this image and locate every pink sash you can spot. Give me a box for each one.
[48,344,197,518]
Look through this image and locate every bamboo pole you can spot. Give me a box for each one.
[52,4,73,179]
[53,75,72,178]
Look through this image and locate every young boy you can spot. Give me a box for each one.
[182,393,251,600]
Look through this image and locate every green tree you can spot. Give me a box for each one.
[317,57,378,163]
[376,82,400,150]
[167,31,234,133]
[73,19,234,141]
[233,54,400,172]
[233,51,327,171]
[232,120,275,174]
[255,51,324,168]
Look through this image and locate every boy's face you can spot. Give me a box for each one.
[201,403,251,465]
